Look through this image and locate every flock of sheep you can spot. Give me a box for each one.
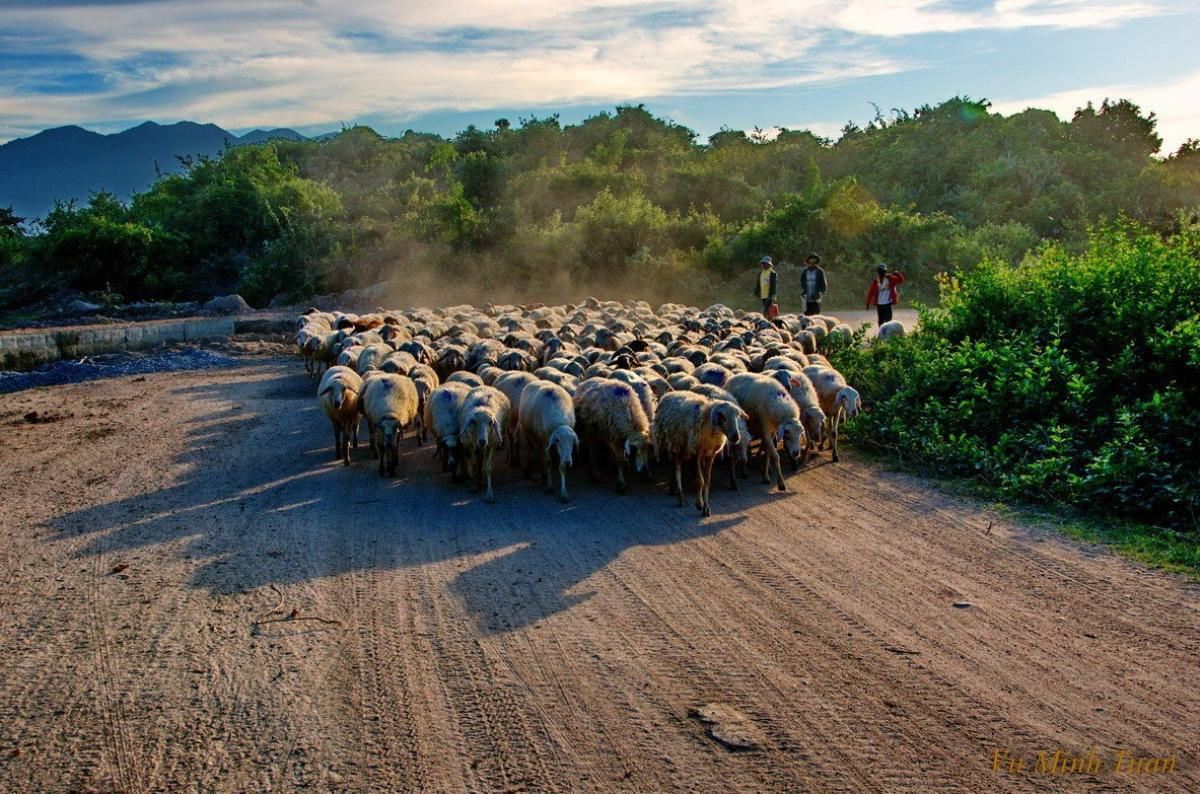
[297,300,900,516]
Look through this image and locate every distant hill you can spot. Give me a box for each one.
[0,121,309,221]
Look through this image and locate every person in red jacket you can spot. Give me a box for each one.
[866,264,905,326]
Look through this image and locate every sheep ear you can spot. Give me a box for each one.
[740,409,750,421]
[788,377,801,387]
[710,410,720,430]
[774,425,785,442]
[545,437,555,453]
[624,438,633,458]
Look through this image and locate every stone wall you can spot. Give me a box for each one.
[0,317,235,371]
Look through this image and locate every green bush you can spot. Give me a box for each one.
[832,219,1200,531]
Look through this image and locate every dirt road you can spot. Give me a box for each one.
[1,360,1196,792]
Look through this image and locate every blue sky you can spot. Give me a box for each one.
[1,1,1198,151]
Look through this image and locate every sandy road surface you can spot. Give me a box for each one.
[1,360,1196,793]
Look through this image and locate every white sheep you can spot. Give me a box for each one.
[690,383,751,489]
[406,363,440,444]
[574,378,653,493]
[317,365,363,465]
[458,385,512,503]
[876,320,906,341]
[518,380,579,502]
[446,371,484,388]
[808,368,861,463]
[336,345,364,370]
[828,323,854,344]
[534,367,579,395]
[764,369,826,459]
[361,373,420,477]
[726,373,807,491]
[607,369,658,426]
[653,392,746,516]
[356,342,394,375]
[493,370,539,464]
[424,381,472,479]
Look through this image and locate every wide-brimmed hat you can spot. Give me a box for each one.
[805,252,820,263]
[760,256,773,266]
[876,264,887,274]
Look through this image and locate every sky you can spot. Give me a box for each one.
[1,0,1198,152]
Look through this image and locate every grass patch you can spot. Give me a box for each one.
[1055,519,1200,578]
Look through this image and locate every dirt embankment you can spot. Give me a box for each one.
[0,360,1196,792]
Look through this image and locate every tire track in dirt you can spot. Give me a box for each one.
[2,360,1197,793]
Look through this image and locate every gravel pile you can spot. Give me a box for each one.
[0,348,243,394]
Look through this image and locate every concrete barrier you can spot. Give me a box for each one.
[0,316,236,371]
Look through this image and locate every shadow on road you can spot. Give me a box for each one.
[45,364,823,632]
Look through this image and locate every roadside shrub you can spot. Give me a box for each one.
[832,220,1200,531]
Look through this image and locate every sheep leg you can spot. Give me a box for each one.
[542,448,554,493]
[701,454,716,517]
[673,462,684,507]
[483,447,496,504]
[340,420,352,465]
[694,457,708,516]
[772,444,786,491]
[727,450,738,490]
[616,462,627,494]
[351,416,359,449]
[759,421,772,484]
[558,459,570,503]
[831,409,841,463]
[414,416,424,447]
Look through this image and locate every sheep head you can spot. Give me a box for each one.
[547,425,579,468]
[463,410,502,450]
[378,417,403,455]
[774,418,807,459]
[836,387,862,419]
[709,402,745,449]
[623,432,652,473]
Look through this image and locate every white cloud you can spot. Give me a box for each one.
[992,67,1200,153]
[834,0,1162,36]
[0,0,1181,140]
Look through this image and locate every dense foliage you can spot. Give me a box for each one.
[2,98,1199,309]
[831,220,1200,534]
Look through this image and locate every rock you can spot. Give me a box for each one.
[953,601,972,609]
[65,300,103,314]
[268,292,292,309]
[690,703,764,751]
[203,294,253,314]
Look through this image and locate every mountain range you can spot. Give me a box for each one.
[0,121,314,221]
